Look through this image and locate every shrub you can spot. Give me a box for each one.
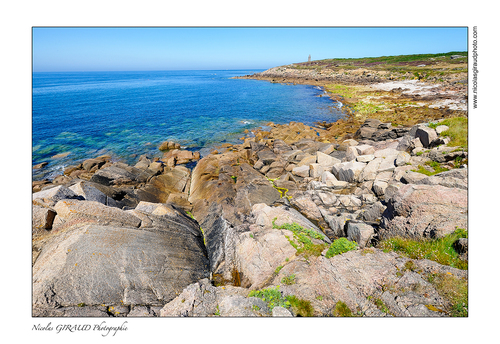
[287,295,315,317]
[248,286,290,310]
[325,238,358,258]
[333,301,353,317]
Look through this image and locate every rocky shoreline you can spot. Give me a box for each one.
[32,63,468,317]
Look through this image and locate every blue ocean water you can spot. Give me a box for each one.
[32,70,343,180]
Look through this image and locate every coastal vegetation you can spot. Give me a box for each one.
[378,228,468,270]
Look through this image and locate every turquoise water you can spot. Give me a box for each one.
[32,70,343,180]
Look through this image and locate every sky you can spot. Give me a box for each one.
[32,27,468,72]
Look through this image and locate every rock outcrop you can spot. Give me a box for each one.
[32,116,467,317]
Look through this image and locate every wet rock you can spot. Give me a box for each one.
[158,141,180,151]
[33,162,48,169]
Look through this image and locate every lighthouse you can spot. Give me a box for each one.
[308,54,311,62]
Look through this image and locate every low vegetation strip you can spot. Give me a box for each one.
[378,228,468,270]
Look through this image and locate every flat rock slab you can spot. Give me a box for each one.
[33,224,209,314]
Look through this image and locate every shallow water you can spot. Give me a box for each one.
[32,70,343,180]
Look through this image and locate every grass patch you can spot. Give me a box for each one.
[248,286,290,310]
[374,298,390,314]
[325,237,358,258]
[333,301,353,317]
[281,274,296,285]
[412,161,449,176]
[378,228,468,269]
[427,273,468,317]
[272,219,327,258]
[439,117,468,149]
[287,295,315,317]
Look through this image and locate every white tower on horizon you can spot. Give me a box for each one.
[308,54,311,62]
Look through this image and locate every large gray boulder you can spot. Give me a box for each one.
[33,221,209,316]
[90,162,153,186]
[381,184,467,238]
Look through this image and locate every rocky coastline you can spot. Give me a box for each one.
[32,59,468,317]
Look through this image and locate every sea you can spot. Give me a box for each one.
[32,70,344,180]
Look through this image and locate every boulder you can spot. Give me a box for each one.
[337,161,366,183]
[346,221,375,248]
[33,162,48,169]
[357,201,386,222]
[82,158,105,171]
[435,125,449,135]
[317,151,340,167]
[257,148,277,165]
[415,127,438,148]
[32,185,80,206]
[297,155,317,167]
[292,165,310,178]
[359,157,383,182]
[33,222,209,315]
[159,279,267,317]
[32,205,56,233]
[235,204,329,289]
[90,163,153,186]
[309,163,324,178]
[395,151,411,167]
[158,141,180,151]
[355,144,375,156]
[356,154,375,163]
[53,199,142,228]
[381,184,467,238]
[68,180,108,205]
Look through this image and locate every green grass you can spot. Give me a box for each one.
[427,273,468,317]
[333,301,353,317]
[439,117,468,149]
[412,161,449,176]
[272,219,327,258]
[378,228,468,269]
[281,274,296,285]
[248,286,290,310]
[287,295,315,317]
[374,298,390,314]
[248,286,315,316]
[325,238,358,258]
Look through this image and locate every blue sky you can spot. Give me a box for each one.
[32,27,468,72]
